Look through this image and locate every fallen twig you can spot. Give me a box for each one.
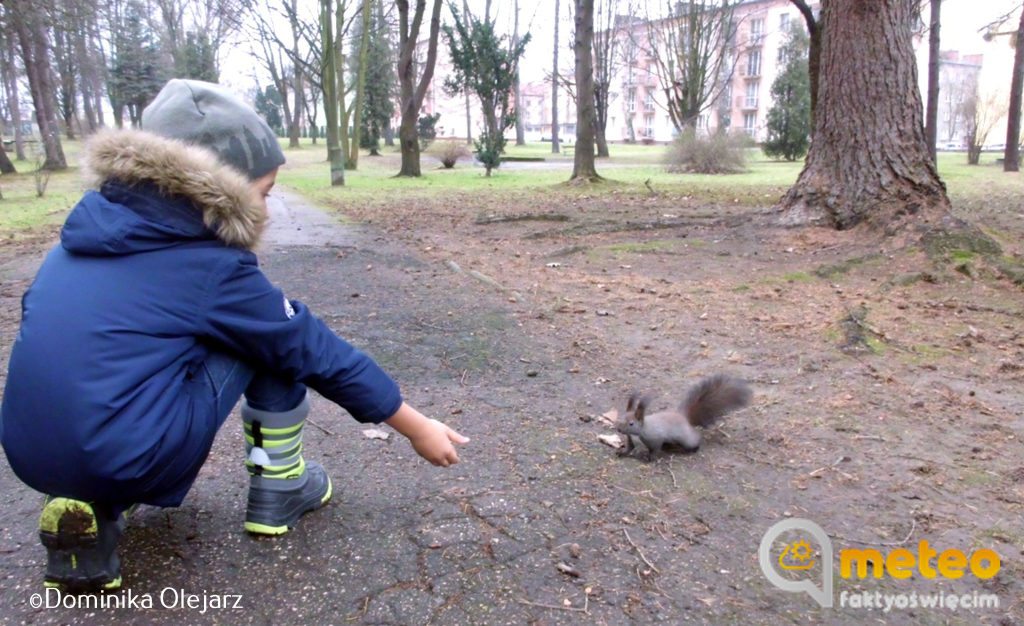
[308,418,335,436]
[623,529,661,574]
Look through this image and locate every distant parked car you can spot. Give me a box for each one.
[983,142,1006,152]
[938,140,966,151]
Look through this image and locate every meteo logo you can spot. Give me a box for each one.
[758,519,1002,609]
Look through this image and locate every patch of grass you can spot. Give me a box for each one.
[600,240,678,253]
[781,272,814,282]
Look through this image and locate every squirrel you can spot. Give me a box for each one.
[616,374,752,460]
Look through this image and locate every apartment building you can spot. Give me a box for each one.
[414,0,1011,148]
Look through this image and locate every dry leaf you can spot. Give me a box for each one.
[599,408,618,426]
[598,434,624,448]
[362,428,390,441]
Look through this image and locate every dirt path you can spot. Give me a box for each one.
[0,186,1020,624]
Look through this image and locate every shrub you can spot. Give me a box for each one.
[417,113,440,150]
[665,129,748,174]
[431,140,472,168]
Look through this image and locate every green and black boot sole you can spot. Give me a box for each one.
[39,497,130,593]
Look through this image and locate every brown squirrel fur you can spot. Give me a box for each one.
[616,374,752,460]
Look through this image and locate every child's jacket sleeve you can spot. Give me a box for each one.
[200,253,402,423]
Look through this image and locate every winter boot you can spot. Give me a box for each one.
[241,393,332,535]
[39,498,133,592]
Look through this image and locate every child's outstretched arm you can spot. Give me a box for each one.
[385,402,469,467]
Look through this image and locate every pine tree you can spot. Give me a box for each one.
[763,22,811,162]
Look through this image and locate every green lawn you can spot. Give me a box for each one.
[0,138,1018,238]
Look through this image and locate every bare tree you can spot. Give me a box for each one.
[245,0,311,149]
[0,6,26,162]
[395,0,443,177]
[1004,7,1024,172]
[779,0,951,231]
[640,0,737,132]
[592,0,622,157]
[570,0,601,182]
[552,0,561,154]
[7,0,67,170]
[965,79,1007,166]
[924,0,941,161]
[348,0,373,169]
[512,0,526,146]
[321,0,345,185]
[152,0,244,80]
[789,0,820,130]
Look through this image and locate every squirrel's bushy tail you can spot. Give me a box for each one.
[680,374,752,428]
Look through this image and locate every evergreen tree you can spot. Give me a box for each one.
[351,2,395,155]
[442,6,530,176]
[109,1,166,127]
[254,85,283,132]
[763,22,811,162]
[183,31,218,82]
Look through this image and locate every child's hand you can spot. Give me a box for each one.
[385,403,470,467]
[408,419,470,467]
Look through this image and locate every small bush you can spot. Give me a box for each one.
[431,140,472,168]
[418,113,440,150]
[665,129,748,174]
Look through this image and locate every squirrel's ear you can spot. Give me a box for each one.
[635,397,649,422]
[626,391,641,412]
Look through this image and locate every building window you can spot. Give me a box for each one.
[750,18,764,44]
[627,87,637,113]
[643,114,654,138]
[780,13,790,29]
[644,91,655,112]
[743,112,757,136]
[747,50,761,76]
[745,81,759,108]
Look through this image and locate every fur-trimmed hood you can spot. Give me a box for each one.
[81,129,267,250]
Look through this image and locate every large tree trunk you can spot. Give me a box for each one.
[321,0,345,185]
[1,25,27,161]
[551,0,561,154]
[0,142,15,175]
[924,0,941,161]
[779,0,948,230]
[569,0,601,182]
[1003,8,1024,173]
[289,0,303,149]
[513,0,525,146]
[396,0,443,177]
[10,0,67,170]
[348,0,373,170]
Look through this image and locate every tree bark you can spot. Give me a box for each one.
[0,142,15,175]
[1003,8,1024,172]
[569,0,601,182]
[925,0,941,162]
[1,23,26,161]
[10,0,67,170]
[790,0,821,131]
[321,0,345,185]
[779,0,949,230]
[396,0,443,177]
[349,0,373,169]
[513,0,525,146]
[551,0,561,154]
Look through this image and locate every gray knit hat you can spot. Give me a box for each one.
[141,79,285,180]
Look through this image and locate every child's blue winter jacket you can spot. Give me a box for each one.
[0,130,402,506]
